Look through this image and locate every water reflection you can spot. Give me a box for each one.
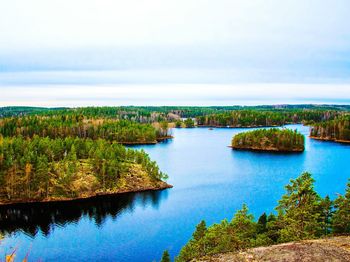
[0,189,168,238]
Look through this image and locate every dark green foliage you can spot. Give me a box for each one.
[176,173,349,261]
[257,213,267,234]
[196,109,342,127]
[231,128,305,152]
[332,180,350,233]
[1,106,348,132]
[184,118,195,128]
[0,109,170,204]
[0,116,166,143]
[176,204,258,262]
[193,220,207,241]
[2,105,348,120]
[0,136,167,202]
[160,250,171,262]
[319,195,333,235]
[310,116,350,141]
[276,172,322,241]
[175,120,182,128]
[0,107,66,118]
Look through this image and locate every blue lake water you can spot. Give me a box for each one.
[1,124,350,261]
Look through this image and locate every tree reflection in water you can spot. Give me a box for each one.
[0,189,169,238]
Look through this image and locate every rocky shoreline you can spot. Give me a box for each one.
[197,124,281,128]
[310,136,350,144]
[120,136,174,145]
[230,145,304,153]
[0,181,173,207]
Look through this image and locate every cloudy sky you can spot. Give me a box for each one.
[1,0,350,106]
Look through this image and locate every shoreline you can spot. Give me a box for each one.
[196,122,304,129]
[309,136,350,144]
[0,182,173,207]
[197,124,282,128]
[120,136,174,145]
[229,145,304,153]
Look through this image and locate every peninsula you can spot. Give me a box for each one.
[0,136,171,206]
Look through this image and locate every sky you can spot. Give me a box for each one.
[0,0,350,106]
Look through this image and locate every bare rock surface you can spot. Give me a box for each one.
[197,236,350,262]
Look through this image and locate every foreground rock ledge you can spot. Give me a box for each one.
[197,236,350,262]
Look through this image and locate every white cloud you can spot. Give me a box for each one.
[0,0,350,104]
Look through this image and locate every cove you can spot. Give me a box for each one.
[0,124,349,261]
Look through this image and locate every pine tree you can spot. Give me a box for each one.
[319,195,333,235]
[160,250,171,262]
[332,180,350,233]
[257,213,267,234]
[193,220,207,241]
[276,172,322,241]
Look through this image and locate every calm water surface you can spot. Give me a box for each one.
[1,125,349,261]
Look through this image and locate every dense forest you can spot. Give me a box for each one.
[0,107,66,118]
[310,116,350,142]
[0,116,171,144]
[0,135,169,203]
[196,110,342,127]
[176,172,350,262]
[2,105,349,124]
[231,128,305,152]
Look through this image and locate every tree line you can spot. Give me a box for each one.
[0,116,170,144]
[196,110,342,127]
[2,106,349,125]
[231,128,305,152]
[0,135,168,202]
[175,172,350,261]
[310,116,350,142]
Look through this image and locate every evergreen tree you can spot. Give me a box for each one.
[0,137,168,202]
[276,172,322,241]
[175,120,182,128]
[257,212,268,234]
[319,195,333,235]
[160,250,171,262]
[193,220,207,241]
[184,118,195,128]
[332,180,350,233]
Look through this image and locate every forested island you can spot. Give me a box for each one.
[0,135,170,205]
[310,116,350,143]
[175,172,350,262]
[231,128,305,152]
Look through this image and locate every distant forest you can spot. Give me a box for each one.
[1,105,350,122]
[0,115,170,144]
[310,116,350,142]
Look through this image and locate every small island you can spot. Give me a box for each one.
[231,128,305,152]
